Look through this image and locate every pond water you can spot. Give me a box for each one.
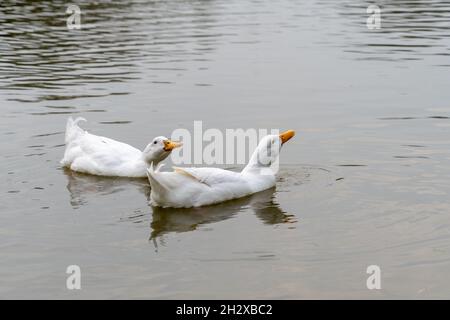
[1,0,450,298]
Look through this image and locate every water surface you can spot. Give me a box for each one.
[1,0,450,299]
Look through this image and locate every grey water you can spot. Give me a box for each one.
[1,0,450,299]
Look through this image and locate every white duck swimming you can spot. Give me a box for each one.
[61,117,181,177]
[147,130,295,208]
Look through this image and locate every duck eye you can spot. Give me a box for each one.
[153,141,157,144]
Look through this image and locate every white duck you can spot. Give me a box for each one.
[60,117,181,177]
[147,130,295,208]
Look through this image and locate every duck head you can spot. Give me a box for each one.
[243,130,295,175]
[143,136,182,165]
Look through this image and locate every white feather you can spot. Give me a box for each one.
[147,134,289,208]
[61,117,168,177]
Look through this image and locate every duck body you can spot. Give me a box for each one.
[148,166,276,208]
[61,117,180,178]
[147,130,295,208]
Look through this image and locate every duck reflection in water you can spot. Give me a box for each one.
[63,169,296,246]
[150,187,296,244]
[63,168,150,208]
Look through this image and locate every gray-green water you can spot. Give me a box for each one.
[1,0,450,299]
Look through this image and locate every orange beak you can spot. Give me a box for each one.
[279,130,295,145]
[163,140,182,152]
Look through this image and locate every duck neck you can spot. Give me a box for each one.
[242,150,260,174]
[142,153,161,168]
[242,148,276,176]
[242,138,280,176]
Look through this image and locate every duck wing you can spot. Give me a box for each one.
[78,133,142,163]
[148,166,252,208]
[61,117,143,176]
[172,167,244,187]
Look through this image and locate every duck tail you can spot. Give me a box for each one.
[147,163,172,201]
[65,116,86,144]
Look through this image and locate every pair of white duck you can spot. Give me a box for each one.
[61,117,295,208]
